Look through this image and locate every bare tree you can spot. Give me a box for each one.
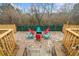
[59,3,74,24]
[29,3,54,25]
[71,3,79,24]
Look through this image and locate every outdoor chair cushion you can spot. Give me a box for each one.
[43,32,51,39]
[26,32,34,39]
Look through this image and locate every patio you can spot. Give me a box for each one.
[15,31,65,56]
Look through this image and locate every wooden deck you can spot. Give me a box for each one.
[14,31,65,56]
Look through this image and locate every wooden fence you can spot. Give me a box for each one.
[0,24,16,33]
[0,29,16,56]
[63,28,79,56]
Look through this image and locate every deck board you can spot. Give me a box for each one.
[54,41,66,56]
[16,40,26,56]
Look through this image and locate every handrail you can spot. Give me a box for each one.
[62,24,79,33]
[0,29,13,39]
[69,28,79,30]
[66,28,79,38]
[0,24,16,33]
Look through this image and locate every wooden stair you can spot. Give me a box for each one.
[54,41,66,56]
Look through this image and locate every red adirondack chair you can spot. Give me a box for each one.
[36,34,41,41]
[43,27,50,34]
[28,28,35,35]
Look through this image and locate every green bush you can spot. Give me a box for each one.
[16,24,63,31]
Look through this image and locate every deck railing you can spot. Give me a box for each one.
[63,28,79,56]
[0,29,16,56]
[0,24,16,33]
[62,24,79,33]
